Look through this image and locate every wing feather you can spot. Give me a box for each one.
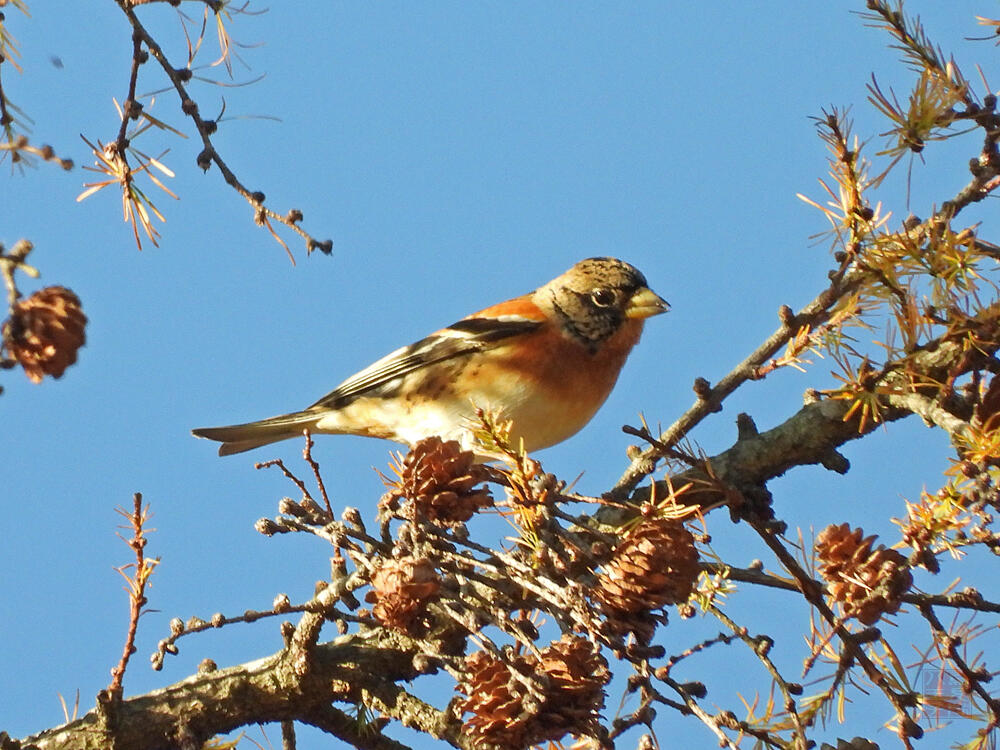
[308,316,541,410]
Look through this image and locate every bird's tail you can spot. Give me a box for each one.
[192,410,321,456]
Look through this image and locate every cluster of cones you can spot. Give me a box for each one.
[456,635,610,748]
[370,436,702,747]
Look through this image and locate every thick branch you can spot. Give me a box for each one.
[618,331,999,515]
[22,636,429,750]
[611,276,859,498]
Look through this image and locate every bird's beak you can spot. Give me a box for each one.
[625,287,670,319]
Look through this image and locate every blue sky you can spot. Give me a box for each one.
[3,2,998,748]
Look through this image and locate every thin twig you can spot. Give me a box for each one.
[302,431,333,518]
[753,520,923,745]
[711,605,809,750]
[114,1,332,259]
[280,719,295,750]
[918,602,1000,731]
[106,493,158,700]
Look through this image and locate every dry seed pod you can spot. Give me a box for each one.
[457,650,530,747]
[3,286,86,383]
[534,635,610,742]
[383,436,493,524]
[366,556,440,634]
[815,523,912,625]
[594,518,699,641]
[457,635,609,749]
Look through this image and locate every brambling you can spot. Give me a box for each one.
[192,257,667,456]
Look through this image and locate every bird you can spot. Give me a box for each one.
[192,257,668,456]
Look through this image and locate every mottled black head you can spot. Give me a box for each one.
[539,257,668,348]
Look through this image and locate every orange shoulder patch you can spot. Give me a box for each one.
[466,294,546,323]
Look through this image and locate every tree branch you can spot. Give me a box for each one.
[23,635,431,750]
[615,323,1000,519]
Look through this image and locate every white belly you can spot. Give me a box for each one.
[313,378,600,453]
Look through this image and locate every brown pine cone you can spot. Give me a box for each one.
[534,635,609,742]
[365,556,440,634]
[457,650,531,748]
[815,523,912,625]
[382,436,493,524]
[3,286,86,383]
[457,635,609,749]
[593,518,700,642]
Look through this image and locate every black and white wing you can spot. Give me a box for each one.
[308,315,542,410]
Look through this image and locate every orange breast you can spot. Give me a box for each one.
[469,318,646,451]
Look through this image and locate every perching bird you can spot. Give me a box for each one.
[192,257,667,456]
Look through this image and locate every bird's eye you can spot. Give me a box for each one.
[591,288,617,307]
